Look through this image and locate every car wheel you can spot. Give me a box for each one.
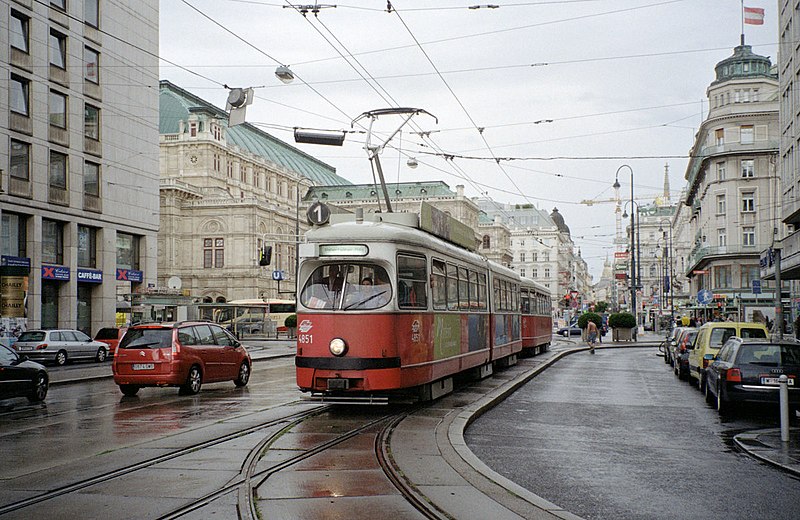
[716,385,731,414]
[95,347,107,363]
[27,373,49,403]
[120,384,140,397]
[704,378,714,404]
[55,350,67,366]
[180,366,202,395]
[234,362,250,387]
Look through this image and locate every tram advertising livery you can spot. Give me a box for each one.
[295,202,552,402]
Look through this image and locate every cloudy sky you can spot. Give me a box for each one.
[159,0,778,280]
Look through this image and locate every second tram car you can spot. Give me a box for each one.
[295,204,552,401]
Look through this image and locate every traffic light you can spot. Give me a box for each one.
[259,245,272,266]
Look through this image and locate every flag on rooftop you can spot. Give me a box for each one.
[744,6,765,25]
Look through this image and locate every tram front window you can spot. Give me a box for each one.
[301,264,391,310]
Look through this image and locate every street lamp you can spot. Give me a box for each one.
[615,161,639,339]
[658,219,675,330]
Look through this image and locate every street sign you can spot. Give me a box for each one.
[697,289,713,305]
[752,279,762,294]
[272,270,285,281]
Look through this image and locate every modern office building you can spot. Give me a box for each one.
[1,0,160,340]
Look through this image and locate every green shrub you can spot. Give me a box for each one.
[284,314,297,328]
[594,301,609,313]
[608,312,636,329]
[577,312,603,329]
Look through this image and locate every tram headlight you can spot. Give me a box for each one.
[329,338,347,357]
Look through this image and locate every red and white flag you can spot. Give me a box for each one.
[744,6,765,25]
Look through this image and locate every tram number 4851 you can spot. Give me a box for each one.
[298,334,313,344]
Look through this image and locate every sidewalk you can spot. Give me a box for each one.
[734,428,800,477]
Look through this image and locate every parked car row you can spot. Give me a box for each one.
[663,321,800,414]
[3,321,253,405]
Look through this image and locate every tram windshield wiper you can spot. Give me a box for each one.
[343,290,388,310]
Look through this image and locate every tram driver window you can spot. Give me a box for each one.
[397,254,427,309]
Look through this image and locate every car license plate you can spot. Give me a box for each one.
[132,363,154,371]
[761,377,794,386]
[16,346,32,351]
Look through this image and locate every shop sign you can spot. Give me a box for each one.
[77,268,103,283]
[116,269,143,282]
[1,256,31,268]
[41,265,70,281]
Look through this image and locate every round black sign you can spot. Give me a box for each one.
[307,202,331,225]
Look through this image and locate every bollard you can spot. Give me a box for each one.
[779,374,789,443]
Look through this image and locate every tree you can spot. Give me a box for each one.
[595,301,609,313]
[578,312,603,329]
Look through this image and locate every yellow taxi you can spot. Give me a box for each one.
[688,322,769,391]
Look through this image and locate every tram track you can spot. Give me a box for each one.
[0,405,326,517]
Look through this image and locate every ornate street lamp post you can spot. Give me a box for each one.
[615,164,638,339]
[659,219,675,330]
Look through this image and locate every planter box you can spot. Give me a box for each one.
[612,327,635,341]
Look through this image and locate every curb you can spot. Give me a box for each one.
[733,429,800,477]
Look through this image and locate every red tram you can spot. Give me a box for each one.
[295,204,552,401]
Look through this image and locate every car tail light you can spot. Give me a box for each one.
[725,368,742,382]
[171,342,180,356]
[36,343,48,350]
[702,358,710,369]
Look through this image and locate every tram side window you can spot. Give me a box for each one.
[493,278,500,312]
[521,289,530,314]
[397,254,427,309]
[458,267,469,310]
[512,283,519,311]
[447,263,459,311]
[478,273,487,310]
[469,270,480,310]
[432,259,447,310]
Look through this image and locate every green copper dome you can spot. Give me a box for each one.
[712,45,775,85]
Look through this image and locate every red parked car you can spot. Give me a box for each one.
[112,321,251,396]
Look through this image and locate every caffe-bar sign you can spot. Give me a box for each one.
[41,265,70,281]
[77,268,103,283]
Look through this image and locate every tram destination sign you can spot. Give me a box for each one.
[419,202,475,252]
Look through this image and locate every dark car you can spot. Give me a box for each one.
[112,321,252,396]
[557,324,582,337]
[0,345,49,403]
[704,338,800,414]
[672,328,698,380]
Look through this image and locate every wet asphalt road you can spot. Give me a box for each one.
[466,346,800,520]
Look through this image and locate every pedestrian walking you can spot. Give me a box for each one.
[586,320,598,354]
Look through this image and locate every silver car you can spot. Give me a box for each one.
[13,330,109,366]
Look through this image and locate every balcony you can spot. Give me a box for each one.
[686,243,765,274]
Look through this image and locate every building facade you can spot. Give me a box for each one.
[773,3,800,325]
[474,200,589,315]
[158,81,349,304]
[1,0,160,339]
[683,44,780,321]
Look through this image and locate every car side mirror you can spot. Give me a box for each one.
[703,353,715,361]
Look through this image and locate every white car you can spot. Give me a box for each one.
[13,329,110,366]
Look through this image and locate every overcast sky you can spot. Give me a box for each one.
[158,0,778,280]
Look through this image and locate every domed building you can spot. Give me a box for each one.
[683,43,779,321]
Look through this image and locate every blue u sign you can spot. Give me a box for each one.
[272,270,284,281]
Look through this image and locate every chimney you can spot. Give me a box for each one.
[456,185,464,198]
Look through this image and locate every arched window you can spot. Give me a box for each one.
[482,235,491,249]
[215,296,226,303]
